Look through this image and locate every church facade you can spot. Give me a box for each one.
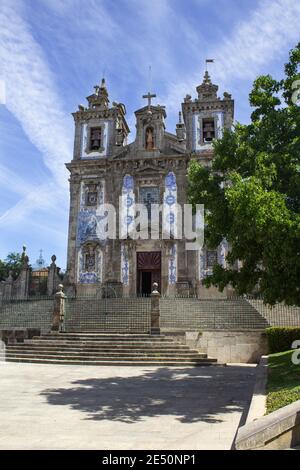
[65,72,234,297]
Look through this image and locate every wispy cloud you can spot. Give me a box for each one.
[0,162,33,196]
[0,181,68,227]
[0,0,74,232]
[0,0,73,188]
[163,0,300,114]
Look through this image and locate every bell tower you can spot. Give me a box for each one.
[72,78,130,160]
[182,71,234,154]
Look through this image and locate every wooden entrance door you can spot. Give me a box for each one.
[137,252,161,296]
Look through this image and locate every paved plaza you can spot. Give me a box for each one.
[0,362,256,450]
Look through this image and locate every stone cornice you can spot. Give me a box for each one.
[182,99,234,114]
[66,150,214,177]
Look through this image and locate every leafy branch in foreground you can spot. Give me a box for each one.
[188,43,300,305]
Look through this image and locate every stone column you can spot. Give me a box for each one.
[47,255,60,296]
[105,167,122,287]
[65,177,81,286]
[51,284,66,333]
[150,282,161,335]
[15,246,30,299]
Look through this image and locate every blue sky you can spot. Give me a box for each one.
[0,0,300,270]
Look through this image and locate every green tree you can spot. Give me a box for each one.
[188,43,300,306]
[0,252,24,281]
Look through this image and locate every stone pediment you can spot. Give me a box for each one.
[134,163,164,173]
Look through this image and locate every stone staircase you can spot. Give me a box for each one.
[4,333,218,366]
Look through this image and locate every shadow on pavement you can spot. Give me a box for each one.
[41,365,256,424]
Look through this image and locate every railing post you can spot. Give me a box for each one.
[51,284,66,333]
[150,282,161,335]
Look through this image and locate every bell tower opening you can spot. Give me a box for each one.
[90,127,102,151]
[202,118,215,142]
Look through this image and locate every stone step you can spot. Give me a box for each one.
[23,340,187,349]
[5,351,209,360]
[20,338,189,346]
[6,345,205,355]
[31,335,169,342]
[5,356,218,366]
[6,333,219,367]
[7,343,196,352]
[45,333,154,337]
[66,330,151,334]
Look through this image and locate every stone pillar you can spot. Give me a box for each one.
[47,255,60,296]
[16,246,30,299]
[51,284,66,333]
[65,177,81,286]
[150,282,161,335]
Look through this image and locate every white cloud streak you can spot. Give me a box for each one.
[0,0,73,188]
[163,0,300,114]
[0,0,73,228]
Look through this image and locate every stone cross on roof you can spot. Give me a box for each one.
[142,91,156,110]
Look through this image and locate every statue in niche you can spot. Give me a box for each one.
[145,127,154,150]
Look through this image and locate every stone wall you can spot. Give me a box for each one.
[160,298,269,330]
[235,399,300,450]
[0,299,53,334]
[185,330,268,363]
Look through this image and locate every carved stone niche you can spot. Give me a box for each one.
[84,182,102,207]
[83,243,97,272]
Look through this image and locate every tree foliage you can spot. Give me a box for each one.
[0,252,24,281]
[188,43,300,305]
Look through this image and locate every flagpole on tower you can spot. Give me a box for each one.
[205,58,214,72]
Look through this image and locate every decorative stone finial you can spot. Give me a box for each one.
[223,91,232,100]
[51,254,57,264]
[21,245,29,267]
[203,70,212,85]
[152,282,159,294]
[176,111,186,142]
[87,78,109,110]
[196,71,219,101]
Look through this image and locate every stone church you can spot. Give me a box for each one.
[65,71,234,297]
